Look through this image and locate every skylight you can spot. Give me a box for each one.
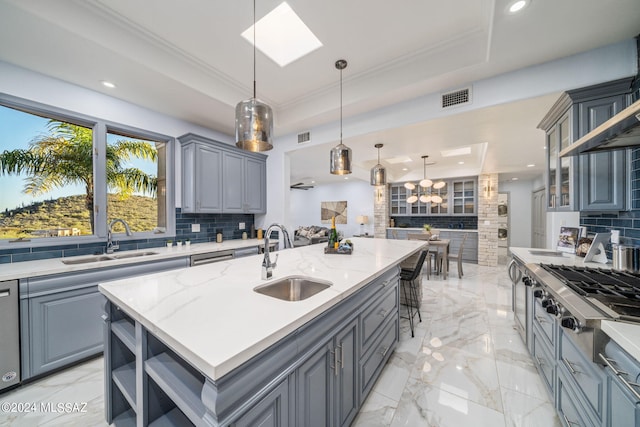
[241,2,323,67]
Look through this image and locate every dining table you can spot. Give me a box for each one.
[405,232,450,279]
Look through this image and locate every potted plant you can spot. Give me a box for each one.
[166,239,173,248]
[423,224,432,237]
[185,238,191,247]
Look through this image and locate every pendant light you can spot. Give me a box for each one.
[407,155,445,204]
[370,143,386,186]
[235,0,274,152]
[330,59,352,175]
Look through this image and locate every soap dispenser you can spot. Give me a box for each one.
[216,228,223,243]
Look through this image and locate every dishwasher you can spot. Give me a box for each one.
[0,280,20,392]
[190,250,235,266]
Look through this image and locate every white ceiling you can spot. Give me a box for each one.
[1,0,639,186]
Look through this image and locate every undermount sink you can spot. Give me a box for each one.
[254,276,332,302]
[61,251,159,264]
[61,255,115,264]
[112,251,158,259]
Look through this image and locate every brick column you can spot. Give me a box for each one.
[477,174,498,267]
[373,185,389,238]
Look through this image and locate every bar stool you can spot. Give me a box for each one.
[400,250,428,337]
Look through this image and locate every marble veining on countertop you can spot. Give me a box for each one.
[99,238,426,381]
[601,320,640,362]
[0,239,267,281]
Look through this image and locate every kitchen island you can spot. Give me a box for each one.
[99,237,426,426]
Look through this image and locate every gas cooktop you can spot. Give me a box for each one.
[540,264,640,321]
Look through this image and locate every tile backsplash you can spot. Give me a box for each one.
[580,148,640,247]
[0,208,254,264]
[390,216,478,230]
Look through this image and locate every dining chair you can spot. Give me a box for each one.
[399,250,428,337]
[446,233,468,278]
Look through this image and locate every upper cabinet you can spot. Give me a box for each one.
[538,78,633,212]
[178,134,267,214]
[389,177,477,216]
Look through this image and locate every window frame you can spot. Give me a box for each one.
[0,93,175,248]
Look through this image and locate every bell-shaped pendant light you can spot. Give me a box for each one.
[370,143,386,186]
[235,0,274,152]
[330,59,352,175]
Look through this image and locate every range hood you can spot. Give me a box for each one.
[559,99,640,157]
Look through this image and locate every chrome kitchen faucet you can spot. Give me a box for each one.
[262,224,293,280]
[106,218,133,254]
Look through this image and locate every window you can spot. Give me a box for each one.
[0,95,174,244]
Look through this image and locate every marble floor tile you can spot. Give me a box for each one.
[0,262,560,426]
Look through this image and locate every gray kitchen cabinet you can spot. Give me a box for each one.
[579,95,629,211]
[232,379,290,427]
[21,257,189,380]
[390,177,477,217]
[605,367,640,427]
[296,318,358,427]
[539,78,633,212]
[179,133,267,214]
[28,286,104,378]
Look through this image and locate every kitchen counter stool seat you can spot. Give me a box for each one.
[400,250,428,337]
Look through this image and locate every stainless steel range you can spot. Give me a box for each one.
[526,263,640,362]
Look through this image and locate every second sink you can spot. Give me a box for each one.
[254,276,332,302]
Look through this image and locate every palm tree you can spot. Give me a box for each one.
[0,120,157,233]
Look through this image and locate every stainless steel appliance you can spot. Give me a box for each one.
[0,280,20,392]
[526,264,640,362]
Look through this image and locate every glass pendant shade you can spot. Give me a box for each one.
[431,195,443,204]
[330,143,352,175]
[370,164,386,185]
[433,181,446,189]
[404,182,416,190]
[235,98,273,151]
[370,143,386,186]
[406,195,418,204]
[419,195,432,203]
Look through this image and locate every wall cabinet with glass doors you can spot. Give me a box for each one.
[389,177,476,216]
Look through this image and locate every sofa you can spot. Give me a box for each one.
[293,225,331,247]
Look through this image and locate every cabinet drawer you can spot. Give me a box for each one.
[532,298,554,347]
[559,330,605,422]
[360,316,398,400]
[531,324,555,399]
[360,286,397,353]
[558,371,597,427]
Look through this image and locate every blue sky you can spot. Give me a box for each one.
[0,105,156,212]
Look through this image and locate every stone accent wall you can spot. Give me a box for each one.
[477,174,499,267]
[374,185,389,238]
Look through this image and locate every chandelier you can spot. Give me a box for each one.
[406,155,445,204]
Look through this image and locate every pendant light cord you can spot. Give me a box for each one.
[253,0,256,99]
[339,66,343,143]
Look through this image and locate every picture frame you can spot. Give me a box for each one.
[556,226,580,253]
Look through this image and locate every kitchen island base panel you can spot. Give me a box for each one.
[104,268,400,426]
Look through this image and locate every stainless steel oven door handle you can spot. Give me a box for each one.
[507,259,515,281]
[599,353,640,401]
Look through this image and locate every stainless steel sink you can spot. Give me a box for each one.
[112,251,158,259]
[61,251,159,264]
[61,255,115,264]
[254,276,332,301]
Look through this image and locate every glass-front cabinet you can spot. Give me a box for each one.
[390,177,475,216]
[546,114,574,210]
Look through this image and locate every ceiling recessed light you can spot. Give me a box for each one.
[458,161,465,165]
[527,164,535,167]
[512,177,519,181]
[402,167,408,171]
[101,80,116,88]
[311,180,315,184]
[344,177,348,180]
[507,0,529,14]
[241,2,323,67]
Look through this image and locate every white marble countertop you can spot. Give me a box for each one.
[0,239,268,281]
[509,246,611,268]
[601,320,640,362]
[387,227,478,233]
[99,237,426,381]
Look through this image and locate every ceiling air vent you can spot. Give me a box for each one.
[441,87,471,109]
[297,131,311,144]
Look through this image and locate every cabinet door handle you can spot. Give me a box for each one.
[599,353,640,401]
[535,315,547,324]
[562,414,580,426]
[535,356,545,367]
[562,357,580,375]
[330,349,337,376]
[381,280,391,287]
[378,309,388,318]
[0,289,10,298]
[337,343,344,369]
[379,346,390,357]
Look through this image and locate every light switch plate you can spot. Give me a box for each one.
[191,224,200,232]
